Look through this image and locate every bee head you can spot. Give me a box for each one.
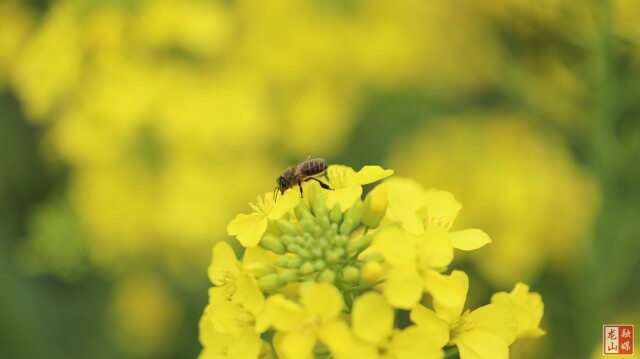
[276,176,288,194]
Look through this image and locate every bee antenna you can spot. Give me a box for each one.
[273,186,279,202]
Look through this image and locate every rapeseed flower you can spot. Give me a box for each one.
[200,163,545,359]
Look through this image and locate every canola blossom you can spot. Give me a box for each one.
[200,164,545,359]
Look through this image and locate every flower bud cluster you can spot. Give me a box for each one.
[257,187,372,289]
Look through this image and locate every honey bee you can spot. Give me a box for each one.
[274,156,333,201]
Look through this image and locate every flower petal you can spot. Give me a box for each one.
[371,226,416,266]
[352,292,394,344]
[424,270,468,323]
[383,266,424,309]
[317,320,352,358]
[227,329,263,359]
[491,283,546,339]
[208,241,240,286]
[301,283,343,322]
[450,229,491,251]
[425,191,461,230]
[387,199,425,235]
[466,304,517,345]
[227,212,268,247]
[258,294,305,332]
[325,185,362,212]
[235,274,265,316]
[268,189,300,219]
[418,226,454,270]
[409,305,450,348]
[390,325,445,359]
[280,332,316,359]
[456,330,509,359]
[353,166,394,185]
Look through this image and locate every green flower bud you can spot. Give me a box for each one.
[311,247,323,258]
[288,257,303,268]
[312,191,329,219]
[339,218,357,235]
[297,248,312,259]
[347,234,373,253]
[258,273,284,289]
[318,268,336,283]
[345,199,363,221]
[300,261,316,275]
[314,259,326,271]
[330,203,342,224]
[332,234,347,247]
[275,257,290,267]
[278,269,299,283]
[281,235,295,245]
[276,220,299,236]
[326,247,345,262]
[342,266,360,283]
[287,243,301,253]
[318,216,331,230]
[260,234,286,254]
[294,200,313,221]
[362,185,388,228]
[299,218,316,233]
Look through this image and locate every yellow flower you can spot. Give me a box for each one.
[324,165,394,211]
[424,270,518,359]
[255,282,343,359]
[198,304,266,359]
[371,190,491,309]
[353,292,447,359]
[227,190,300,247]
[491,283,546,339]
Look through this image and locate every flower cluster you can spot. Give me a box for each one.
[199,164,545,359]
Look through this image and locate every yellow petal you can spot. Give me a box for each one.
[235,274,264,316]
[424,270,468,323]
[352,292,394,344]
[199,306,233,354]
[300,283,343,321]
[466,304,517,345]
[325,185,362,212]
[208,241,240,286]
[418,226,453,270]
[209,288,246,335]
[409,305,450,347]
[326,165,357,189]
[353,165,394,185]
[227,329,262,359]
[379,177,429,212]
[390,325,445,359]
[371,226,416,266]
[425,191,461,230]
[268,189,300,219]
[227,212,268,247]
[491,283,546,339]
[383,266,424,309]
[259,294,305,332]
[317,320,356,359]
[388,199,425,235]
[280,332,316,359]
[450,229,491,251]
[456,330,509,359]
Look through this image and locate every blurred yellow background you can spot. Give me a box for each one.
[0,0,638,358]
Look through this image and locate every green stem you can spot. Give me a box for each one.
[343,279,385,293]
[443,346,459,359]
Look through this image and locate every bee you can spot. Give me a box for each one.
[274,156,333,202]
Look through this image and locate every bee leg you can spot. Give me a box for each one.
[298,180,304,198]
[304,177,333,190]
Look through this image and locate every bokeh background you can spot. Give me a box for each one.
[1,0,639,358]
